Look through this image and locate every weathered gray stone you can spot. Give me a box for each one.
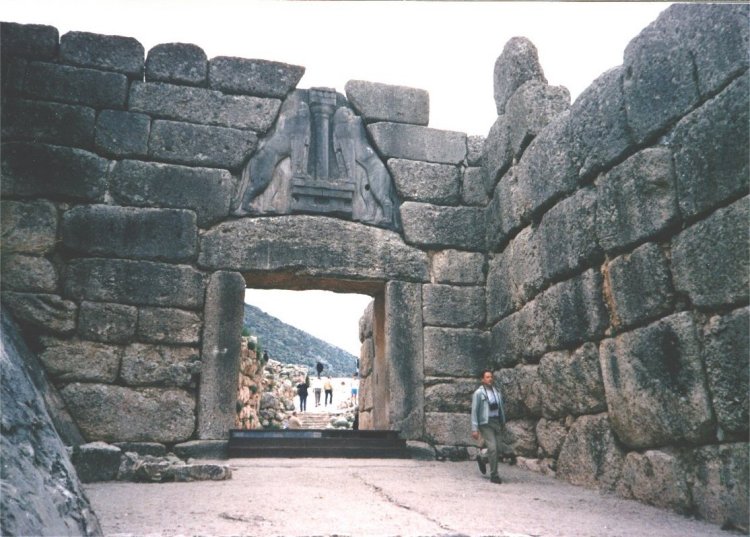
[137,307,202,345]
[199,216,429,283]
[569,67,632,179]
[71,442,122,483]
[25,62,129,109]
[489,312,523,369]
[505,80,570,159]
[368,123,467,165]
[505,419,538,458]
[462,167,489,206]
[485,170,521,251]
[623,15,700,144]
[359,301,374,342]
[78,301,137,343]
[556,413,625,491]
[424,379,476,413]
[198,271,245,439]
[385,282,424,439]
[690,443,749,530]
[64,258,205,309]
[120,344,200,388]
[345,80,429,126]
[1,143,108,201]
[400,202,485,251]
[538,343,607,419]
[430,249,485,285]
[596,147,679,254]
[2,57,27,96]
[146,43,207,86]
[702,307,749,437]
[387,159,460,204]
[619,449,692,513]
[130,81,281,133]
[507,225,545,307]
[2,292,77,335]
[0,254,58,293]
[535,418,567,458]
[0,310,102,537]
[39,338,121,383]
[0,22,59,60]
[168,463,232,482]
[2,98,95,148]
[423,327,488,377]
[486,251,516,324]
[422,284,485,328]
[537,188,600,284]
[110,160,234,228]
[60,383,196,443]
[113,442,167,457]
[600,312,715,449]
[466,135,485,166]
[482,115,512,190]
[406,440,436,461]
[173,440,228,460]
[425,412,471,446]
[671,74,749,220]
[604,242,674,331]
[208,57,304,98]
[148,119,257,169]
[496,365,542,419]
[0,200,57,254]
[60,31,144,78]
[671,196,749,308]
[62,205,198,262]
[94,109,150,158]
[493,37,547,115]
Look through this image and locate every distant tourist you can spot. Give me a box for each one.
[312,376,323,407]
[296,379,309,412]
[470,369,515,484]
[323,377,333,406]
[288,411,302,429]
[351,373,359,405]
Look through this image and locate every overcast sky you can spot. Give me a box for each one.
[4,1,671,355]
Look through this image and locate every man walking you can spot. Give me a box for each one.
[471,369,513,484]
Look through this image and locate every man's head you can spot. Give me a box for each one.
[480,369,493,386]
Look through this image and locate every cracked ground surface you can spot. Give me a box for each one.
[85,458,735,537]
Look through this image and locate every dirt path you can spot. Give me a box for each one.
[85,458,735,537]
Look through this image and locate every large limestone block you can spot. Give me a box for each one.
[596,147,678,254]
[538,343,607,419]
[690,443,749,530]
[486,251,517,324]
[483,115,512,190]
[60,383,196,443]
[505,419,538,458]
[120,344,200,388]
[130,81,281,133]
[424,380,476,414]
[25,62,129,109]
[368,122,466,165]
[60,31,144,78]
[387,159,460,205]
[619,449,692,513]
[0,199,58,254]
[1,142,109,201]
[603,242,674,331]
[493,36,547,115]
[535,418,567,458]
[671,196,749,308]
[702,307,749,437]
[94,109,150,158]
[485,170,521,252]
[0,254,58,293]
[423,327,488,377]
[1,292,77,335]
[110,160,234,228]
[400,202,485,251]
[345,80,429,126]
[505,80,570,159]
[149,119,257,169]
[599,312,715,449]
[489,312,523,369]
[39,338,121,383]
[0,22,59,60]
[146,43,208,86]
[556,413,625,491]
[198,216,429,283]
[496,365,542,420]
[422,284,485,328]
[137,307,202,345]
[62,205,198,262]
[430,250,485,285]
[208,57,304,98]
[64,258,205,309]
[461,167,489,207]
[466,135,485,167]
[78,301,137,343]
[425,412,471,446]
[2,98,95,148]
[671,74,749,220]
[198,271,245,439]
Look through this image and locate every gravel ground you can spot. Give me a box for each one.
[84,458,738,537]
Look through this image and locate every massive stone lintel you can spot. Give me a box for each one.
[232,88,401,231]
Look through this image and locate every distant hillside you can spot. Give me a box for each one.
[243,303,359,377]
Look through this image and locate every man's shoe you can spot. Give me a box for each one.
[477,457,487,475]
[508,454,517,466]
[490,475,502,484]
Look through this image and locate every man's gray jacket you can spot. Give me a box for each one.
[471,385,506,432]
